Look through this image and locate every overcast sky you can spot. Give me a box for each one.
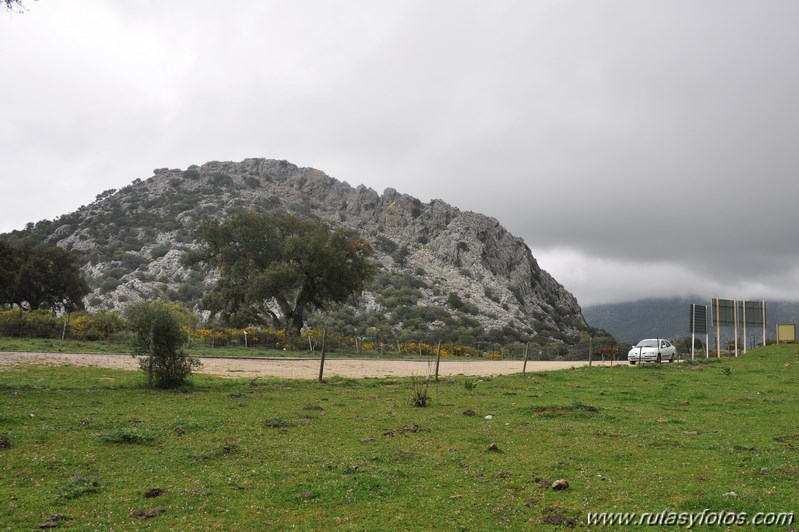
[2,1,798,306]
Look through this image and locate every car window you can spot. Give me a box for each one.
[637,340,658,348]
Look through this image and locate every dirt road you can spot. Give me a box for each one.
[0,351,610,379]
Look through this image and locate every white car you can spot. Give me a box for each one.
[628,339,677,364]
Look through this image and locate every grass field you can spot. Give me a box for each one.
[1,345,797,529]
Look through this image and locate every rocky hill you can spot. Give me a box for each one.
[4,158,589,346]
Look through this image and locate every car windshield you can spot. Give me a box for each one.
[635,340,659,348]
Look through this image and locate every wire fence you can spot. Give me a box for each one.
[0,309,606,361]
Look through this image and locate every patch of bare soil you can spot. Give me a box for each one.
[0,351,602,379]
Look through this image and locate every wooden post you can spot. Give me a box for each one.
[588,336,593,367]
[147,322,155,388]
[435,340,442,382]
[522,342,529,374]
[61,312,69,341]
[317,328,327,383]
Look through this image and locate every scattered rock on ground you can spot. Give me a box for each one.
[542,514,578,526]
[132,507,163,519]
[36,515,72,529]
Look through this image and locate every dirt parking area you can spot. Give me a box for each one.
[0,351,615,379]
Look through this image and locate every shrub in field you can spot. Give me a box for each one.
[264,418,295,428]
[101,429,154,445]
[411,375,431,407]
[125,301,200,388]
[0,309,61,338]
[57,475,100,499]
[70,311,125,341]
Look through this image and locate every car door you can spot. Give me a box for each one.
[660,340,674,361]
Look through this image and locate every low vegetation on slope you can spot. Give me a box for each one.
[1,346,797,528]
[2,159,590,348]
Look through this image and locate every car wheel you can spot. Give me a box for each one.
[629,361,636,365]
[669,354,675,363]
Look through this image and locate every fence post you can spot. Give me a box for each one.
[523,342,529,374]
[435,340,442,382]
[317,327,327,383]
[147,322,155,388]
[61,313,69,341]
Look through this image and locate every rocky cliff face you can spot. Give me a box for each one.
[7,158,588,344]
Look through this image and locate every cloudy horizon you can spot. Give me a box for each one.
[2,1,798,307]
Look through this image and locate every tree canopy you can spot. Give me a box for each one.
[183,211,374,335]
[3,0,25,12]
[0,240,89,312]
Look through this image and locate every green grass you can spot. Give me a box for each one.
[0,337,437,360]
[1,346,798,529]
[0,337,129,355]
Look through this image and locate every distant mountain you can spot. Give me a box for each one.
[3,158,590,347]
[583,297,799,345]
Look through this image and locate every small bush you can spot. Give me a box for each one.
[265,418,294,428]
[569,401,599,413]
[411,376,431,407]
[101,429,154,445]
[58,475,100,499]
[126,300,200,388]
[0,309,61,338]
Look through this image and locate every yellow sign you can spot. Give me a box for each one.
[776,323,796,344]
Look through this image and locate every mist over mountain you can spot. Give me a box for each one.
[3,158,592,347]
[583,297,799,346]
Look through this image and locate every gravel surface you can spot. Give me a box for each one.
[0,351,614,379]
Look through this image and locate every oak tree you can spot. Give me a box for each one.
[183,212,374,336]
[0,240,89,312]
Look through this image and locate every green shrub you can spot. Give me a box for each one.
[101,429,154,445]
[57,475,100,499]
[265,418,294,428]
[69,311,125,341]
[126,301,200,388]
[0,309,61,338]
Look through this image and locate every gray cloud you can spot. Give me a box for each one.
[2,0,798,306]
